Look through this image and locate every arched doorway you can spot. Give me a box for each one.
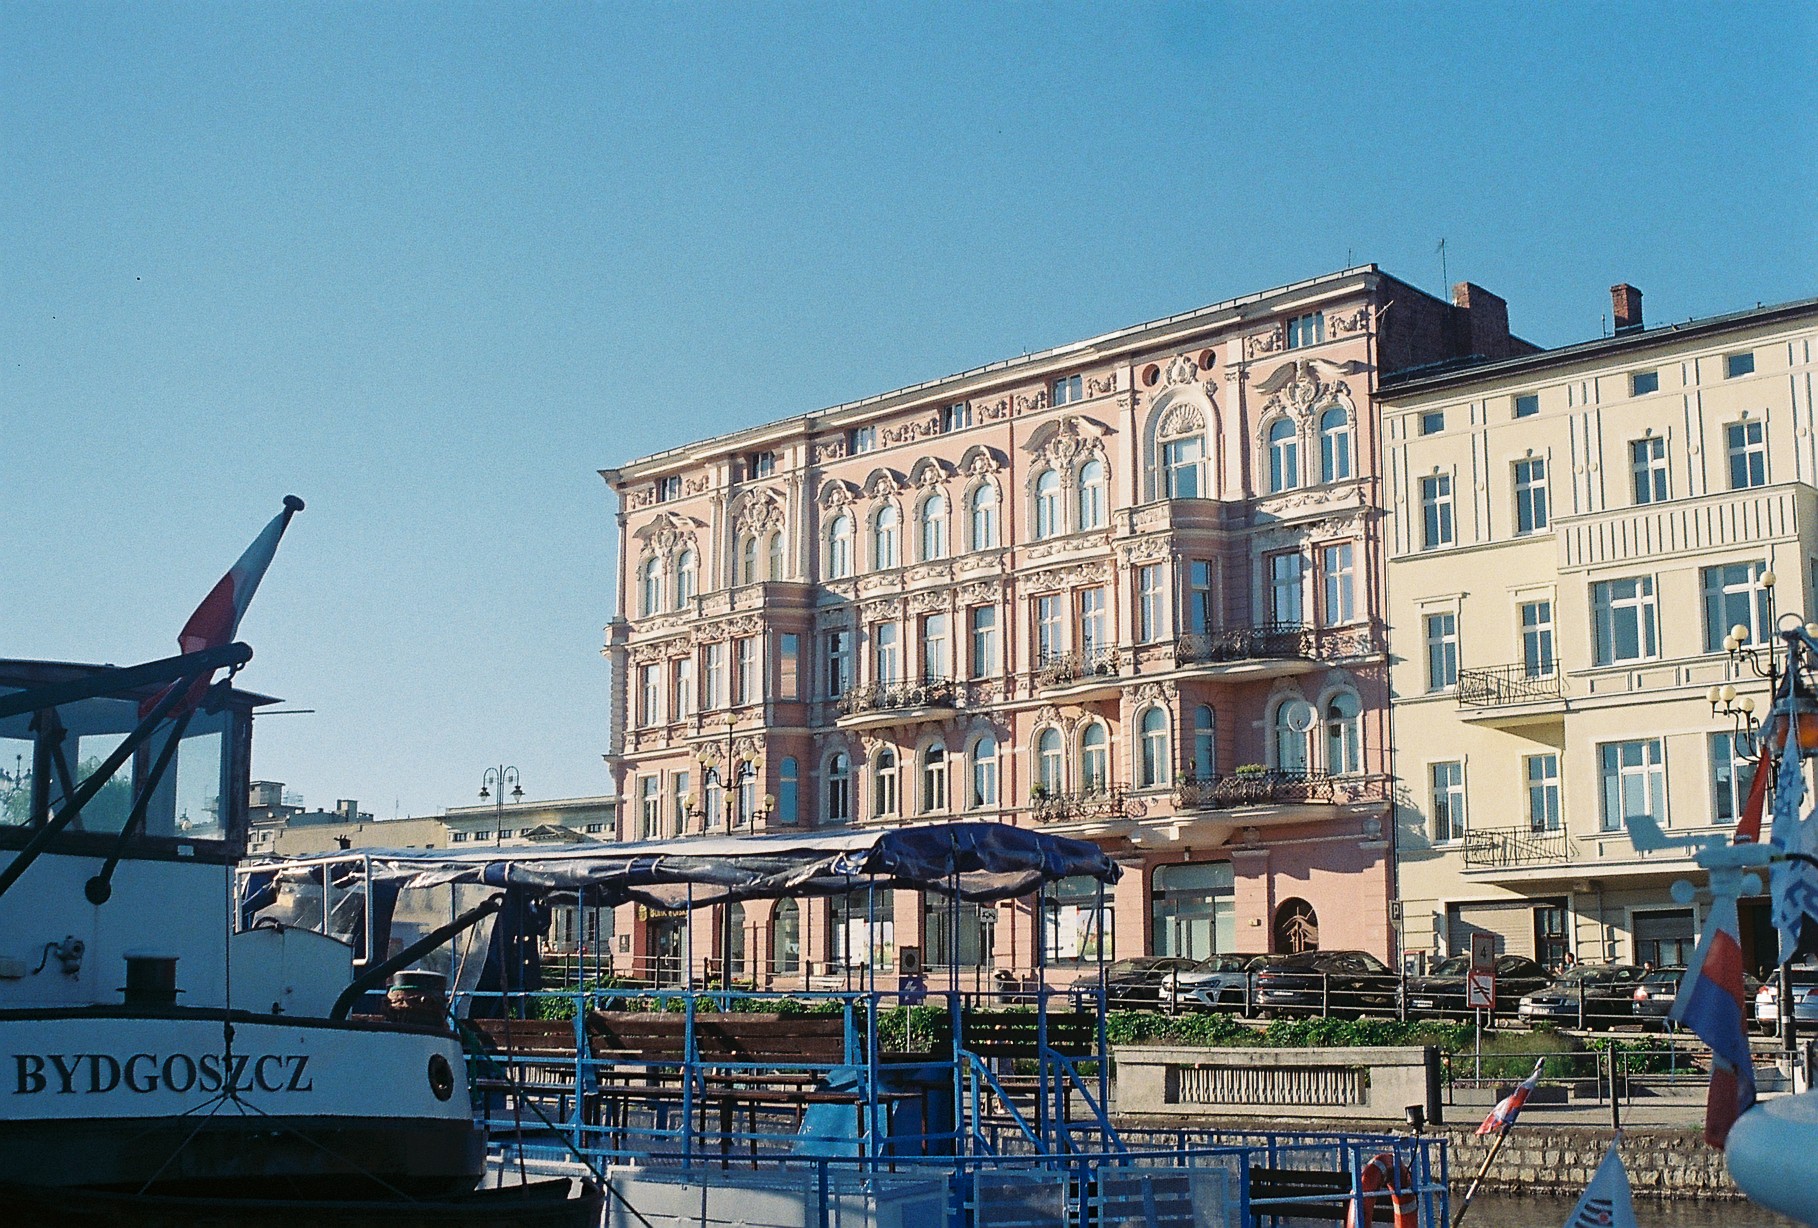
[772,899,801,976]
[1273,898,1319,954]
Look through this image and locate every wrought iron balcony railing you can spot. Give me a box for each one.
[836,677,959,718]
[1034,647,1120,689]
[1455,663,1565,709]
[1172,770,1338,811]
[1460,825,1575,867]
[1029,782,1131,824]
[1173,623,1314,665]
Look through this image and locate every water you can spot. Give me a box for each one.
[1467,1192,1803,1226]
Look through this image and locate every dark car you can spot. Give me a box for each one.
[1071,957,1198,1009]
[1156,953,1273,1013]
[1517,963,1645,1029]
[1406,954,1553,1019]
[1253,950,1400,1018]
[1632,966,1765,1030]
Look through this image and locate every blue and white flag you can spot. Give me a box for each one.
[1769,724,1818,960]
[1560,1140,1637,1228]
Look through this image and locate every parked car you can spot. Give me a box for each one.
[1157,953,1271,1013]
[1753,966,1818,1035]
[1252,950,1400,1018]
[1631,966,1765,1030]
[1070,957,1198,1009]
[1405,953,1553,1019]
[1517,963,1645,1029]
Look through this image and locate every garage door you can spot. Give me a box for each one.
[1446,900,1541,960]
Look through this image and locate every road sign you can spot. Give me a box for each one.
[1469,932,1498,974]
[1465,969,1496,1011]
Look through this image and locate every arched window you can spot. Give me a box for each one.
[874,748,898,818]
[921,744,947,814]
[874,505,899,570]
[827,513,853,579]
[1324,692,1363,776]
[1160,423,1205,499]
[638,558,662,617]
[777,757,799,824]
[1274,698,1312,774]
[726,900,746,977]
[969,483,999,549]
[766,531,783,581]
[918,492,948,561]
[969,734,998,809]
[1193,705,1217,780]
[1139,707,1170,788]
[825,753,851,823]
[1034,470,1061,539]
[1319,407,1352,483]
[1078,459,1107,530]
[772,898,800,974]
[674,549,697,608]
[1268,419,1299,493]
[740,534,759,585]
[1081,722,1109,795]
[1036,728,1064,796]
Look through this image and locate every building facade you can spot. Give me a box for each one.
[1382,288,1818,976]
[603,265,1529,987]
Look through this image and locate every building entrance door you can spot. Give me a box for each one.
[649,915,686,986]
[1740,898,1779,978]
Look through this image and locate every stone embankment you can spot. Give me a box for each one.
[1441,1124,1736,1199]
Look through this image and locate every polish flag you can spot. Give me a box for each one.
[140,496,304,718]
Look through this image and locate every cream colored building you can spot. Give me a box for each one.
[1383,288,1818,974]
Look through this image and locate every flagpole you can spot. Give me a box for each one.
[1450,1128,1510,1228]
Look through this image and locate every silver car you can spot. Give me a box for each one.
[1158,953,1270,1013]
[1754,967,1818,1035]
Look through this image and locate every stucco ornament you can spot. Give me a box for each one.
[818,479,859,510]
[1156,402,1205,438]
[1164,354,1200,386]
[1256,357,1372,418]
[732,491,783,537]
[632,511,702,562]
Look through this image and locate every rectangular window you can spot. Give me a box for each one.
[1321,543,1355,625]
[673,657,695,718]
[1425,612,1458,692]
[1161,434,1205,498]
[1514,458,1548,534]
[1726,352,1755,379]
[1592,576,1658,665]
[849,425,876,454]
[1420,474,1454,549]
[940,401,972,433]
[1702,561,1771,652]
[921,614,950,681]
[1268,551,1304,625]
[1035,595,1063,663]
[1431,761,1465,843]
[640,776,661,839]
[1726,420,1766,490]
[1709,731,1757,824]
[874,623,900,683]
[703,642,726,709]
[824,630,851,698]
[1188,560,1215,635]
[734,636,758,705]
[1137,564,1165,643]
[1630,370,1659,396]
[1078,587,1108,654]
[656,475,682,502]
[1631,437,1668,504]
[1052,374,1083,405]
[1287,312,1325,348]
[1520,600,1555,677]
[1419,410,1445,436]
[747,451,776,477]
[639,664,660,727]
[968,605,998,677]
[671,771,690,835]
[778,633,800,700]
[1514,393,1540,419]
[1600,739,1665,832]
[1526,754,1561,832]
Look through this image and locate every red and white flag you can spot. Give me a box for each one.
[1478,1058,1546,1136]
[140,496,303,718]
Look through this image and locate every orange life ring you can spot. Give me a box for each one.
[1346,1150,1418,1228]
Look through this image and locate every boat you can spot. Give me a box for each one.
[0,499,594,1219]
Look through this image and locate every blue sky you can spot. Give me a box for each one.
[4,3,1814,819]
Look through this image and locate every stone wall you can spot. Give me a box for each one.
[1437,1126,1735,1199]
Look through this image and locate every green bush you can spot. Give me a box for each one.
[1447,1027,1584,1082]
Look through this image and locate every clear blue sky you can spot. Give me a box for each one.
[4,3,1814,820]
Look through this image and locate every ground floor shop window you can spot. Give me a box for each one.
[923,894,988,968]
[1042,875,1114,965]
[829,889,895,971]
[1151,861,1234,958]
[1633,908,1694,967]
[772,898,801,974]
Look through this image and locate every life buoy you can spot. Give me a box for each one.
[1345,1150,1418,1228]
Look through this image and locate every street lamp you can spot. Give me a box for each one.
[479,765,522,847]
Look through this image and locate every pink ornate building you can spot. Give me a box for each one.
[602,266,1528,987]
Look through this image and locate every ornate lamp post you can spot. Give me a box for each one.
[479,765,522,848]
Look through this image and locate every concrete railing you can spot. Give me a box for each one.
[1114,1044,1443,1125]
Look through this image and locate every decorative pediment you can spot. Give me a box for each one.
[1021,415,1111,470]
[1156,402,1206,438]
[818,478,861,510]
[731,489,784,536]
[1256,357,1371,416]
[957,445,1007,477]
[632,511,703,559]
[908,457,953,489]
[860,468,905,500]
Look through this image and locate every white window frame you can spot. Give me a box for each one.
[1591,576,1658,666]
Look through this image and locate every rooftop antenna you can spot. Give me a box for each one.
[1436,238,1449,295]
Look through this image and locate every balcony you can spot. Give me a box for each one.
[1029,783,1135,825]
[1167,623,1365,681]
[1034,648,1122,700]
[1454,663,1567,729]
[1461,825,1575,870]
[835,678,960,731]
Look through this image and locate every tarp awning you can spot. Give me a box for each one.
[254,821,1120,909]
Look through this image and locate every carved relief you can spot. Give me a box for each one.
[907,590,947,614]
[1156,402,1206,438]
[1133,680,1178,705]
[1328,307,1370,336]
[974,397,1010,423]
[861,597,905,622]
[881,416,938,447]
[957,581,1000,606]
[1116,536,1172,565]
[1015,389,1049,415]
[1256,357,1370,418]
[632,512,703,562]
[1087,372,1119,396]
[814,440,847,464]
[1245,327,1285,358]
[684,475,711,496]
[1022,560,1110,593]
[732,491,784,537]
[1164,354,1199,387]
[819,479,860,510]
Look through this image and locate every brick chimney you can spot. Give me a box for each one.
[1611,283,1644,334]
[1451,282,1513,358]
